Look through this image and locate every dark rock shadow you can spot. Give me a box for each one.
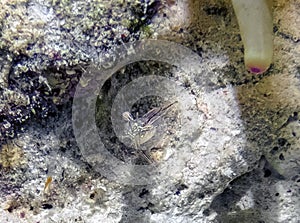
[208,156,286,223]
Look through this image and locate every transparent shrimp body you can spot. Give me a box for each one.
[122,111,157,149]
[122,101,177,163]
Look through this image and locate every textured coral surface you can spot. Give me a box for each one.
[0,0,299,222]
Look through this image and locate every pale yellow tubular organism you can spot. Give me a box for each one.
[231,0,273,74]
[44,176,52,194]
